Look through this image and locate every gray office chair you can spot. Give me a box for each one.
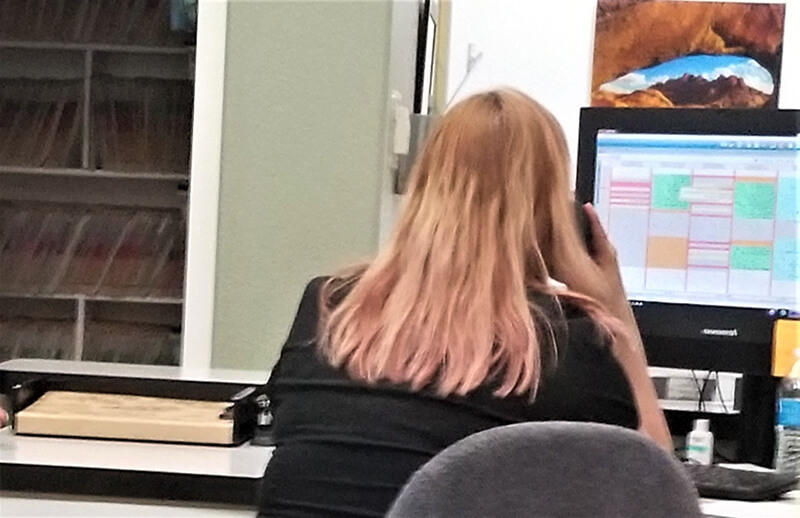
[387,421,702,518]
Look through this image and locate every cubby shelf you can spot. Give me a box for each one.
[0,165,189,182]
[0,40,194,55]
[0,6,195,367]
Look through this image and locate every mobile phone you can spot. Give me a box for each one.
[574,201,593,253]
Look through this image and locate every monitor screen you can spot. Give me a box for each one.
[576,108,800,374]
[593,132,799,313]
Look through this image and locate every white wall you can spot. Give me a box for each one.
[212,1,392,369]
[447,0,800,168]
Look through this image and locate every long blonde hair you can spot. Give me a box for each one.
[320,89,614,398]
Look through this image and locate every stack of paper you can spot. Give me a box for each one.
[93,77,193,173]
[0,317,73,363]
[0,203,186,298]
[0,80,83,168]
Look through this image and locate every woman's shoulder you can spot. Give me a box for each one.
[304,275,331,296]
[284,276,329,344]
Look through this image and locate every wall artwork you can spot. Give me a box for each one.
[591,0,786,108]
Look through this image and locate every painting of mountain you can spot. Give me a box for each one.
[591,1,785,109]
[593,73,771,108]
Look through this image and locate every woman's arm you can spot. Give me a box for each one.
[571,204,673,451]
[608,301,674,451]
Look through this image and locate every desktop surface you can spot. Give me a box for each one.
[0,426,273,505]
[701,490,799,518]
[0,359,274,504]
[0,427,272,477]
[0,492,258,518]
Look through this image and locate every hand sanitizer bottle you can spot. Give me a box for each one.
[686,419,714,465]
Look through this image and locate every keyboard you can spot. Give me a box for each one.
[683,463,799,501]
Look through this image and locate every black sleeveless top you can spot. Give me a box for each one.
[259,277,638,517]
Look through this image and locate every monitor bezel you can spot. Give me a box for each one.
[575,107,800,375]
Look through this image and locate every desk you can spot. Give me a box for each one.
[2,430,797,517]
[0,492,257,517]
[3,491,796,518]
[0,428,274,503]
[1,360,797,516]
[0,359,273,510]
[4,484,797,518]
[701,491,799,518]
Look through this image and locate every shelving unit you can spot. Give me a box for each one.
[0,0,196,366]
[0,293,183,304]
[0,40,194,54]
[0,165,189,181]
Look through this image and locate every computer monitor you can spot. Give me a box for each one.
[414,0,438,115]
[575,108,800,375]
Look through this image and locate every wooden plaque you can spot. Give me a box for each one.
[15,391,235,445]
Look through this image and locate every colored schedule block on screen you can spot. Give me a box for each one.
[652,174,691,210]
[735,182,776,219]
[777,178,799,221]
[647,237,689,268]
[731,245,772,271]
[774,239,800,281]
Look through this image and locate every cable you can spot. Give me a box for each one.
[691,370,705,412]
[690,370,700,411]
[445,51,484,108]
[714,370,729,414]
[699,371,713,413]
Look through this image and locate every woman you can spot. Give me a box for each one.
[259,89,671,517]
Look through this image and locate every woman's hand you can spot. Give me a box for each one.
[579,203,631,319]
[553,203,630,320]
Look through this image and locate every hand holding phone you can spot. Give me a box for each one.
[574,200,594,253]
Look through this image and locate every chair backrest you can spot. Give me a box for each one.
[387,421,702,518]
